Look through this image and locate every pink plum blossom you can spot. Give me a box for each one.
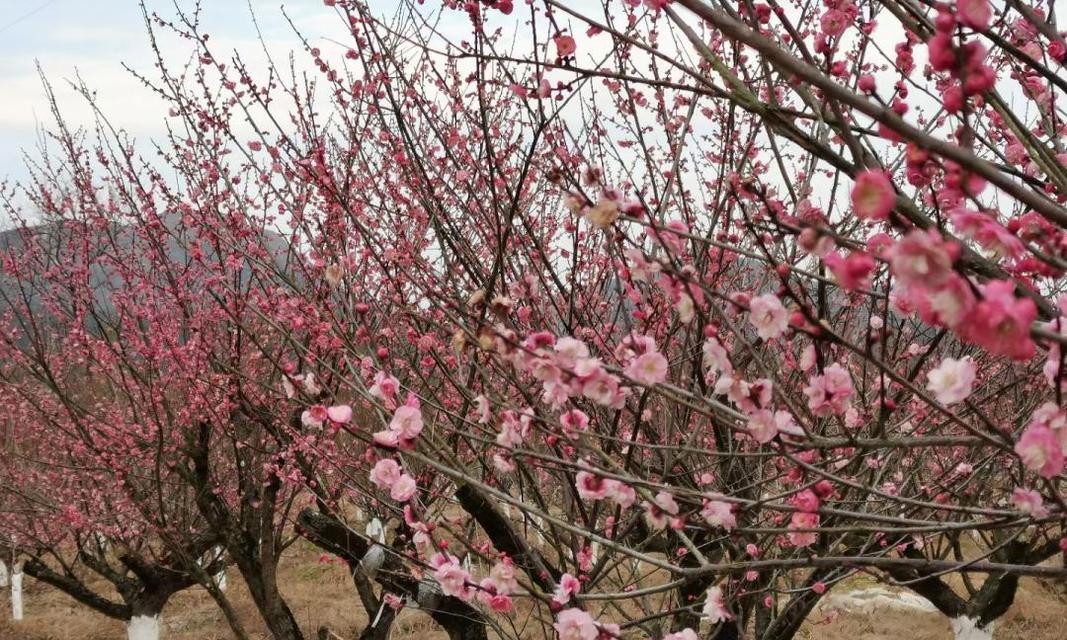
[553,608,598,640]
[926,356,976,405]
[851,170,895,221]
[624,351,669,385]
[803,363,854,416]
[1012,487,1049,518]
[1015,424,1064,478]
[702,499,737,531]
[748,293,789,340]
[702,586,730,622]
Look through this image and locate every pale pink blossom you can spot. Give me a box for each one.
[432,554,472,600]
[957,0,992,30]
[488,559,519,595]
[326,404,352,424]
[606,481,636,509]
[702,337,734,377]
[554,608,598,640]
[560,409,590,438]
[788,511,819,547]
[644,490,680,530]
[701,499,736,531]
[803,364,854,416]
[851,170,895,221]
[746,409,785,444]
[390,474,418,502]
[1015,424,1064,479]
[390,405,424,441]
[625,351,669,385]
[748,293,789,340]
[702,586,730,622]
[474,395,491,423]
[889,229,959,291]
[552,573,582,605]
[369,371,399,408]
[926,357,976,405]
[576,470,613,501]
[370,458,402,489]
[1011,487,1048,518]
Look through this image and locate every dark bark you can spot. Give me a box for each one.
[969,573,1017,628]
[884,565,966,619]
[188,417,305,640]
[453,484,559,590]
[356,603,398,640]
[350,567,397,640]
[19,556,131,620]
[711,621,741,640]
[296,509,488,640]
[228,541,304,640]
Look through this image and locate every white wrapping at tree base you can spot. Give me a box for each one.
[211,545,227,592]
[11,564,23,621]
[953,616,994,640]
[126,614,161,640]
[366,517,385,544]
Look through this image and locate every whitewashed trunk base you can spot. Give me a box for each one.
[0,560,8,588]
[127,614,161,640]
[953,616,994,640]
[11,570,23,621]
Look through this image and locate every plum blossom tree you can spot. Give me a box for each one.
[1,0,1066,639]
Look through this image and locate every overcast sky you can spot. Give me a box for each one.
[0,0,358,185]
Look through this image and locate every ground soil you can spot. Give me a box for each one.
[0,540,1064,639]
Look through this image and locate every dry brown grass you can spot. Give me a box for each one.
[0,540,1064,640]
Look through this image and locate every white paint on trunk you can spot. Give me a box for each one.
[366,518,385,544]
[370,600,387,627]
[211,545,227,592]
[11,568,22,621]
[531,515,546,546]
[0,560,7,588]
[952,616,994,640]
[360,546,387,579]
[126,614,161,640]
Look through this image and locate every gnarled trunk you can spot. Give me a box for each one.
[230,550,304,640]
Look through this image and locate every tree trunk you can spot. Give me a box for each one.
[231,552,304,640]
[297,509,487,640]
[357,600,397,640]
[0,560,8,587]
[124,583,175,640]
